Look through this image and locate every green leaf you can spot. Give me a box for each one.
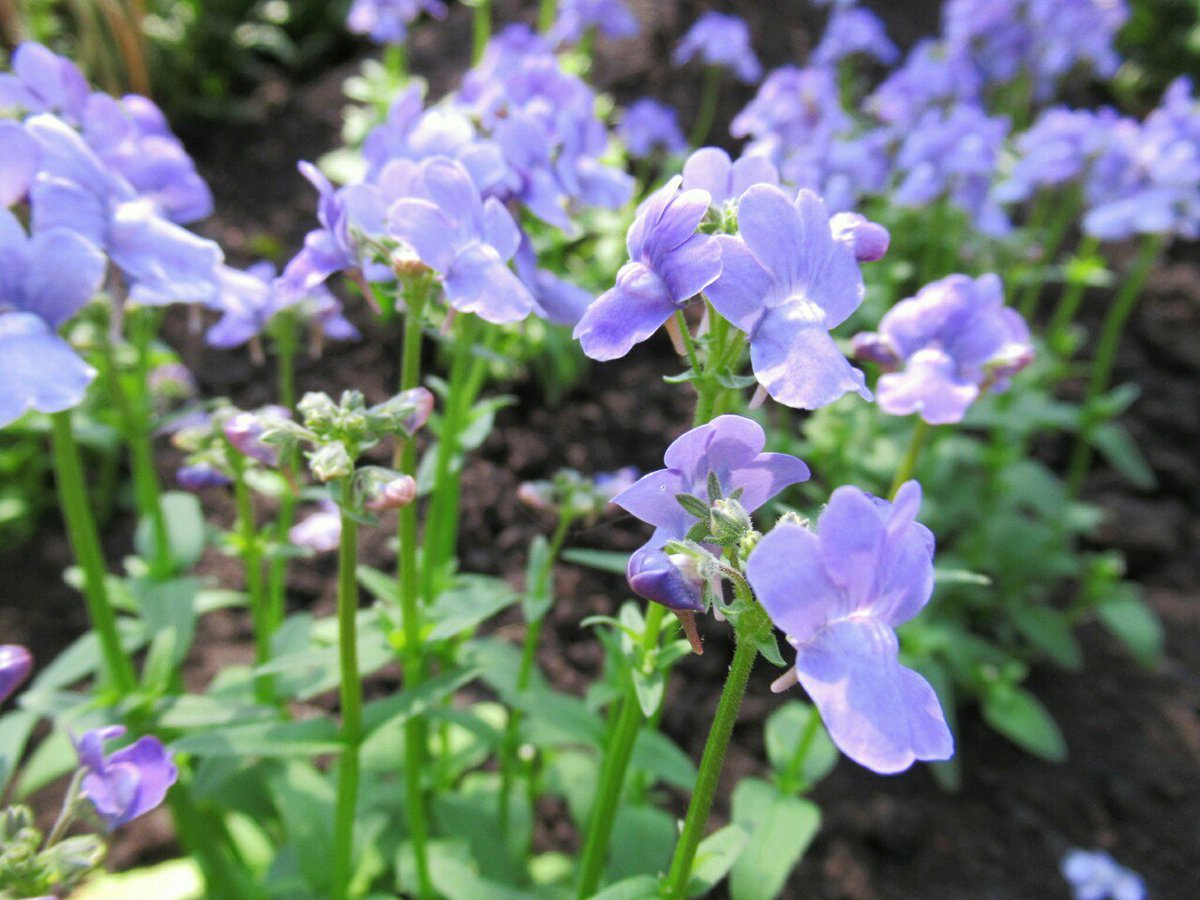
[730,778,820,900]
[631,667,664,718]
[562,548,629,575]
[630,729,697,791]
[1091,422,1157,490]
[934,568,993,587]
[135,491,206,571]
[428,576,518,641]
[29,620,149,691]
[1095,590,1163,668]
[1007,604,1083,671]
[605,804,675,883]
[154,695,277,730]
[0,710,38,795]
[357,565,400,604]
[764,702,838,791]
[523,534,552,623]
[687,823,750,897]
[362,666,480,734]
[754,631,786,667]
[266,759,335,895]
[72,858,202,900]
[171,717,342,757]
[518,688,606,747]
[592,875,662,899]
[981,683,1067,762]
[675,493,711,520]
[433,773,530,883]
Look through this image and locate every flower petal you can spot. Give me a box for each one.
[749,303,871,410]
[706,235,771,334]
[22,228,105,326]
[627,543,705,611]
[443,243,535,324]
[611,468,689,533]
[876,349,979,424]
[573,262,676,361]
[0,312,96,427]
[0,120,39,206]
[658,231,722,304]
[388,198,459,272]
[746,522,841,643]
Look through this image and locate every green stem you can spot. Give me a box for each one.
[43,768,86,849]
[778,705,821,795]
[472,0,491,64]
[498,512,574,843]
[333,479,364,900]
[889,417,931,500]
[662,621,759,898]
[538,0,557,33]
[50,412,137,694]
[1048,234,1102,346]
[228,450,272,703]
[574,604,666,898]
[396,288,434,900]
[688,65,721,148]
[1066,233,1163,497]
[267,324,299,635]
[1017,189,1079,321]
[384,43,407,79]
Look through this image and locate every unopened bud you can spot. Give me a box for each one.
[0,645,33,705]
[709,497,752,546]
[223,412,280,466]
[831,212,890,262]
[298,392,339,431]
[363,472,417,511]
[309,441,354,482]
[177,463,232,492]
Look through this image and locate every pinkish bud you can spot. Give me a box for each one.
[364,474,417,511]
[831,212,890,262]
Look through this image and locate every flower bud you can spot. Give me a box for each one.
[831,212,890,262]
[518,480,556,511]
[709,497,752,545]
[309,441,354,482]
[363,472,417,511]
[176,463,232,491]
[850,332,901,369]
[0,645,32,705]
[371,387,434,437]
[224,412,280,466]
[298,392,339,431]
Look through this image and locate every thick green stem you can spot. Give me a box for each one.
[333,479,364,900]
[1048,234,1103,346]
[384,43,407,79]
[688,66,721,148]
[574,604,666,898]
[228,450,272,703]
[472,0,491,64]
[498,512,574,842]
[538,0,557,33]
[396,289,434,900]
[1066,233,1163,497]
[890,418,930,500]
[50,412,137,694]
[662,622,759,898]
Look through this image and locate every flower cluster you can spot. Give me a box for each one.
[673,12,763,83]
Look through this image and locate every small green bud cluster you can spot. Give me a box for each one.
[0,804,105,899]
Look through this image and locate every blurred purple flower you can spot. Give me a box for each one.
[176,463,232,492]
[853,273,1033,424]
[513,231,593,326]
[994,107,1124,204]
[813,7,899,67]
[0,42,90,123]
[0,645,32,704]
[223,406,291,467]
[732,66,848,149]
[76,725,178,830]
[0,119,40,206]
[674,12,762,83]
[573,175,720,360]
[681,146,779,208]
[865,39,982,128]
[747,481,953,774]
[614,415,810,610]
[290,498,342,553]
[619,98,686,159]
[1061,849,1146,900]
[347,0,447,45]
[705,185,877,409]
[388,156,535,324]
[550,0,640,45]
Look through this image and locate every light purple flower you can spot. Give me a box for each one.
[223,406,291,467]
[290,498,342,553]
[705,185,878,409]
[1061,849,1146,900]
[731,66,850,150]
[865,39,982,128]
[0,42,90,123]
[813,6,899,67]
[681,147,779,208]
[206,261,358,350]
[0,119,40,206]
[388,157,535,324]
[619,99,686,159]
[747,481,953,774]
[76,725,178,829]
[0,645,32,704]
[25,114,222,306]
[852,273,1033,424]
[347,0,447,45]
[550,0,640,45]
[613,415,810,611]
[674,12,762,83]
[573,176,720,360]
[994,107,1124,205]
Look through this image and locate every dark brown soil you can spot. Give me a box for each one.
[3,2,1198,897]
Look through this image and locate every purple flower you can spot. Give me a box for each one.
[747,481,954,774]
[80,93,213,226]
[0,42,90,123]
[705,185,877,410]
[514,232,594,327]
[0,119,40,206]
[619,99,686,159]
[347,0,447,45]
[681,147,779,209]
[813,7,899,67]
[223,407,291,467]
[731,66,849,150]
[994,107,1124,204]
[0,645,32,704]
[176,463,232,491]
[1061,849,1146,900]
[573,176,720,360]
[290,498,342,553]
[613,415,810,611]
[206,261,359,350]
[865,39,982,128]
[76,725,178,829]
[674,12,762,83]
[26,114,222,306]
[388,157,535,324]
[550,0,640,45]
[853,273,1033,424]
